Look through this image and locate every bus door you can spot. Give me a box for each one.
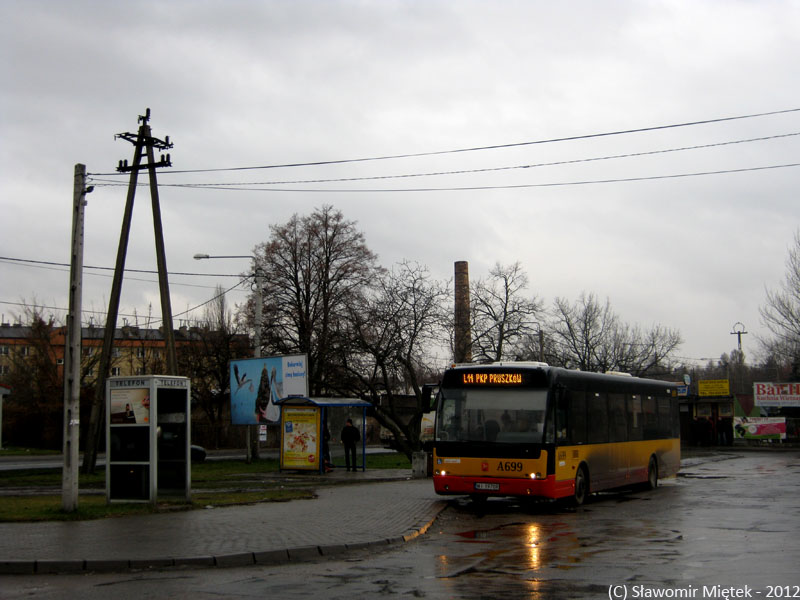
[554,388,584,492]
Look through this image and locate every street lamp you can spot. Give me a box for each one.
[194,253,264,462]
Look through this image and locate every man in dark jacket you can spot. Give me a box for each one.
[341,418,360,472]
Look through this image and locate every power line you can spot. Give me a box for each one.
[87,107,800,177]
[0,256,243,278]
[0,299,150,322]
[169,277,251,322]
[89,131,800,188]
[90,161,800,193]
[0,275,252,327]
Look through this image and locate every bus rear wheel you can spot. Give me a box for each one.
[572,465,589,506]
[645,456,658,490]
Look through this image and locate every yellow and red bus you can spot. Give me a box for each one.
[432,362,680,505]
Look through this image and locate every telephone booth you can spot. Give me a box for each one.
[106,376,191,503]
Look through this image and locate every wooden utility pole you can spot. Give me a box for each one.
[62,164,90,510]
[82,109,175,474]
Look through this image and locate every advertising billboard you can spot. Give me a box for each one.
[230,354,308,425]
[734,416,787,440]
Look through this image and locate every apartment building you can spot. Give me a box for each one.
[0,322,206,380]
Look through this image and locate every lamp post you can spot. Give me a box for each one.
[194,253,264,462]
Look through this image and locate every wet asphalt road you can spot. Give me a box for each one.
[3,449,799,599]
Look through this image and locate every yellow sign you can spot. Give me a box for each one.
[698,379,730,397]
[280,407,320,470]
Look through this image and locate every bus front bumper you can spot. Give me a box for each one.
[433,473,565,498]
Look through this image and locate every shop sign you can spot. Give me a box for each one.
[754,382,800,407]
[698,379,730,397]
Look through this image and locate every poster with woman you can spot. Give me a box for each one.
[109,387,151,424]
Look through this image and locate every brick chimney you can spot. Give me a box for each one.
[454,261,472,363]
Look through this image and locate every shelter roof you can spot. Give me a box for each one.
[275,396,372,408]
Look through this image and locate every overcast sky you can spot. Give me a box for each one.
[2,1,799,367]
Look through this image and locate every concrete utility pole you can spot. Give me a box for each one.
[83,109,175,474]
[62,164,91,510]
[251,266,264,462]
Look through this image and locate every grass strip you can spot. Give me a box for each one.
[0,450,412,522]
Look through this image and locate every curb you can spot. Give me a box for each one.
[0,501,447,576]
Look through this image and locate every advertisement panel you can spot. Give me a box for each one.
[230,354,308,425]
[754,382,800,407]
[109,381,151,424]
[281,406,320,470]
[734,416,787,440]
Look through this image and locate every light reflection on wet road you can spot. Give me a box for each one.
[3,450,799,599]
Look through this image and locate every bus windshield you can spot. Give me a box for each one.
[436,387,549,444]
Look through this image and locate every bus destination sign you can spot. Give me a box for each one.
[462,372,523,385]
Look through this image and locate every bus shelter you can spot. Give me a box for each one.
[275,396,371,473]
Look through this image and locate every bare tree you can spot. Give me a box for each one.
[471,262,543,362]
[1,308,63,448]
[549,292,681,376]
[254,205,380,395]
[550,293,617,371]
[613,323,683,376]
[760,230,800,376]
[125,306,166,376]
[178,286,250,448]
[342,260,450,458]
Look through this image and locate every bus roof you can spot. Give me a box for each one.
[443,362,679,394]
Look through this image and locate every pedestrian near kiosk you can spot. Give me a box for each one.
[341,418,360,472]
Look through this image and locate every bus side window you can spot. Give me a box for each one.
[544,402,556,444]
[570,391,587,445]
[587,392,609,444]
[609,393,627,442]
[627,394,643,441]
[643,396,658,439]
[556,390,569,444]
[657,397,672,438]
[671,397,681,437]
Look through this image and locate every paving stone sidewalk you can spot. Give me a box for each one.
[0,475,447,575]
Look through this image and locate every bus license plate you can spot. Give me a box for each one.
[474,482,500,491]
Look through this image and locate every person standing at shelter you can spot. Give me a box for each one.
[341,418,360,472]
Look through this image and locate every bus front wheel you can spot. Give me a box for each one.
[572,465,589,506]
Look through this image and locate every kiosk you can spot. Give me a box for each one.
[106,375,191,503]
[276,396,371,473]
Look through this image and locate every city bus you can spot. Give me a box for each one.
[432,362,680,505]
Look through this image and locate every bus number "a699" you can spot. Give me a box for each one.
[497,461,523,472]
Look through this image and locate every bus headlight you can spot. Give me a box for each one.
[529,472,542,480]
